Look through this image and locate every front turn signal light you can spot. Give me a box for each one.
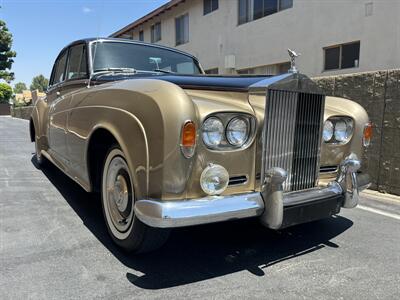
[363,122,373,147]
[181,121,196,158]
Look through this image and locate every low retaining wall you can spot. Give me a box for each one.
[0,103,11,115]
[11,106,34,120]
[314,69,400,195]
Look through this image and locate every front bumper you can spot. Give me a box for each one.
[135,155,371,229]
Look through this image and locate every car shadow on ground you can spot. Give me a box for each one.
[34,157,353,290]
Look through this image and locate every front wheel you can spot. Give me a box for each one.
[101,146,170,253]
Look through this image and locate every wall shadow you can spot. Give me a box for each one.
[34,157,353,290]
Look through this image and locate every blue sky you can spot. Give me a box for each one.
[1,0,169,87]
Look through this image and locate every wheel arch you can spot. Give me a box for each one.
[85,120,148,199]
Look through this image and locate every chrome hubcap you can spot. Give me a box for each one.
[113,175,129,212]
[105,156,134,233]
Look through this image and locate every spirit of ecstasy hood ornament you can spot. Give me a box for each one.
[288,49,301,73]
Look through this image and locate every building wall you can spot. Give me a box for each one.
[117,0,400,76]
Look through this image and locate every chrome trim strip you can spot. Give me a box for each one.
[228,175,248,186]
[41,150,91,192]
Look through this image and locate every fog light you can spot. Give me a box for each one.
[200,164,229,195]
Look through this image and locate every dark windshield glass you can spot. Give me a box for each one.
[91,41,202,74]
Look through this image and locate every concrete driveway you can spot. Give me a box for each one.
[1,116,399,299]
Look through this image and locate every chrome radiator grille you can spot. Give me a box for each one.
[262,89,325,192]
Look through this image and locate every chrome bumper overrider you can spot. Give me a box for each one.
[135,154,370,229]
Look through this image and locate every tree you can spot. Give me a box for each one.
[30,75,48,92]
[0,82,12,104]
[0,19,16,82]
[13,82,27,94]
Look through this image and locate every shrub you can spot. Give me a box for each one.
[0,83,13,104]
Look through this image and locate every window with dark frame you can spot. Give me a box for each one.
[139,30,144,41]
[175,14,189,46]
[151,22,162,43]
[51,51,68,85]
[204,0,219,15]
[238,0,293,25]
[205,68,219,74]
[66,44,88,80]
[324,41,360,71]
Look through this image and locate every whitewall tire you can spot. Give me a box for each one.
[101,145,170,253]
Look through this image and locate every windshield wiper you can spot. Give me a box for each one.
[152,69,175,74]
[93,67,137,74]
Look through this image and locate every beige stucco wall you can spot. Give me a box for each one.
[120,0,400,76]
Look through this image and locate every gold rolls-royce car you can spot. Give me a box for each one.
[30,38,372,253]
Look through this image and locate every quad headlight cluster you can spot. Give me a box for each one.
[323,117,354,144]
[202,114,255,150]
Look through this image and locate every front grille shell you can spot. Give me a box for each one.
[261,89,325,192]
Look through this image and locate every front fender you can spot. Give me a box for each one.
[82,112,149,198]
[70,79,197,200]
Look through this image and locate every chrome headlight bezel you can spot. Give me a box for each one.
[201,113,256,150]
[324,116,354,145]
[201,117,224,147]
[323,120,334,142]
[226,117,250,147]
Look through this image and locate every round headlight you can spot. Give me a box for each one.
[202,117,224,147]
[334,119,353,143]
[200,164,229,195]
[323,120,334,142]
[226,117,249,146]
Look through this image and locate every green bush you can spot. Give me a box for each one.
[0,83,12,104]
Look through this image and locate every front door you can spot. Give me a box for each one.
[48,49,69,161]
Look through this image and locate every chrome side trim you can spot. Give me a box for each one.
[41,150,91,192]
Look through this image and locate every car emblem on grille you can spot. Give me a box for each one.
[288,49,301,73]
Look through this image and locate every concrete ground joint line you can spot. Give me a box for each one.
[361,190,400,202]
[357,205,400,221]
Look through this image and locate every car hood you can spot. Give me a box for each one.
[94,73,272,92]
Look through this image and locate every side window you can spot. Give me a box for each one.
[66,44,88,80]
[52,51,68,85]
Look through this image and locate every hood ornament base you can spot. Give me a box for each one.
[288,49,301,73]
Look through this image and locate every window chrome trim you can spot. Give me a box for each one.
[87,39,204,78]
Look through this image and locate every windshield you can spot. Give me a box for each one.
[91,41,202,75]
